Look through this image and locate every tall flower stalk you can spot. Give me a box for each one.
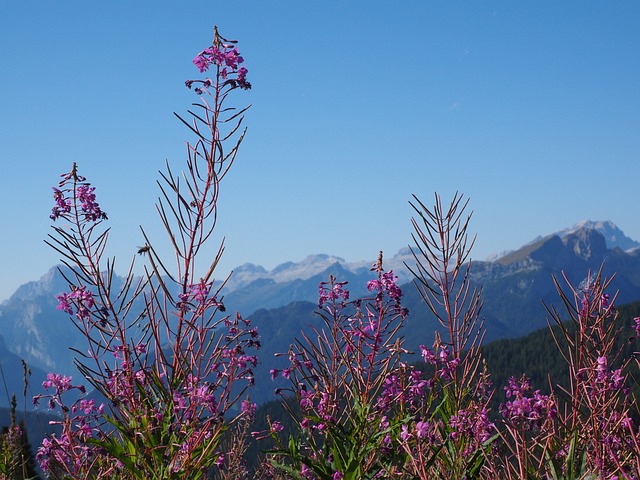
[484,268,640,479]
[35,27,257,479]
[262,194,496,479]
[263,254,411,478]
[542,270,638,478]
[404,193,493,478]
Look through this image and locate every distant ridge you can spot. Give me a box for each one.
[557,220,640,252]
[488,220,640,262]
[1,219,639,408]
[222,251,414,293]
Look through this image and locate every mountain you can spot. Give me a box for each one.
[0,266,149,382]
[222,252,414,294]
[488,219,640,261]
[0,267,78,376]
[557,220,640,252]
[221,219,639,318]
[0,335,49,409]
[223,262,372,315]
[1,221,639,408]
[230,222,640,405]
[470,225,640,338]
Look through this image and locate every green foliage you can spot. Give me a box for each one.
[483,300,640,414]
[0,395,40,480]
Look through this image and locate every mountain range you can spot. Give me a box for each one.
[225,220,639,291]
[1,220,639,408]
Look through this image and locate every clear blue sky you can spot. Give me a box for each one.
[1,2,639,301]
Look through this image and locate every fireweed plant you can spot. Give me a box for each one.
[484,270,640,479]
[259,254,412,478]
[33,27,257,479]
[260,195,497,479]
[404,194,494,478]
[543,271,639,478]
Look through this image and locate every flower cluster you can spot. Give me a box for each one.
[177,279,226,312]
[593,356,625,393]
[376,367,429,412]
[35,27,258,480]
[51,187,71,220]
[33,372,87,411]
[76,184,106,221]
[42,373,75,394]
[318,277,350,309]
[499,375,556,429]
[56,285,97,321]
[579,276,616,319]
[36,435,87,474]
[367,270,403,302]
[449,403,495,453]
[32,375,111,474]
[50,166,107,222]
[193,44,243,73]
[173,379,218,417]
[420,344,460,382]
[402,419,437,444]
[187,30,250,93]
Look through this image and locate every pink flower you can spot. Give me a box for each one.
[400,424,412,441]
[56,292,73,314]
[241,399,257,419]
[50,187,71,220]
[193,54,211,73]
[416,420,431,439]
[43,372,73,394]
[270,421,284,433]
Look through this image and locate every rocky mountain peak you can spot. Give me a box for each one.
[562,226,608,260]
[560,220,640,252]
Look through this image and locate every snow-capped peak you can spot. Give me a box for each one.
[558,220,640,252]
